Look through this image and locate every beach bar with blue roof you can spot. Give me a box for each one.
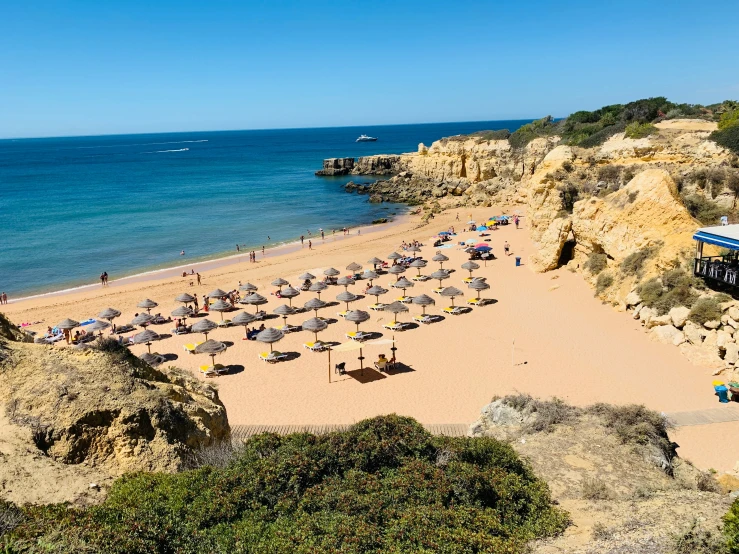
[693,224,739,287]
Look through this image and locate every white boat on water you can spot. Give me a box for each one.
[356,134,377,142]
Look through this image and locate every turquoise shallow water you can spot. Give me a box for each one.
[0,121,529,297]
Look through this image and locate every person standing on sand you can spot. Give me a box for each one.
[196,273,201,285]
[193,295,199,312]
[100,272,106,287]
[456,213,460,221]
[504,241,511,256]
[321,229,324,240]
[301,235,304,245]
[308,240,312,250]
[0,292,6,305]
[262,246,265,255]
[236,244,240,252]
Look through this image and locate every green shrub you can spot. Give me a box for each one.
[500,394,580,433]
[682,194,724,225]
[624,121,657,139]
[653,286,698,315]
[719,109,739,130]
[471,129,511,140]
[597,165,621,183]
[674,519,730,554]
[688,297,722,325]
[620,246,657,276]
[595,272,614,295]
[637,278,664,307]
[711,124,739,155]
[581,478,612,501]
[576,123,626,148]
[3,416,569,553]
[509,116,556,149]
[584,252,607,274]
[725,498,739,553]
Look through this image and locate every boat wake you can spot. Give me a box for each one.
[146,148,190,153]
[76,140,207,149]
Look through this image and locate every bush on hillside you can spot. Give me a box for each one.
[471,129,511,140]
[682,194,724,225]
[688,297,723,325]
[637,278,664,307]
[595,272,614,295]
[624,121,657,139]
[508,116,556,149]
[711,124,739,155]
[584,252,608,274]
[621,246,658,276]
[577,122,627,148]
[725,499,739,553]
[3,415,569,553]
[673,519,730,554]
[719,110,739,131]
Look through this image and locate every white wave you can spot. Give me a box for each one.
[76,140,207,149]
[143,148,190,154]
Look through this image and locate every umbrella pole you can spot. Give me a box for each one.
[328,347,331,383]
[147,343,152,354]
[359,347,364,376]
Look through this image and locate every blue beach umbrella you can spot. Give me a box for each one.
[475,245,492,252]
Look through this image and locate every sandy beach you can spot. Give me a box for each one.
[3,207,734,471]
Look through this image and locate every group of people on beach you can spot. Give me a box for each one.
[0,292,7,305]
[99,272,109,286]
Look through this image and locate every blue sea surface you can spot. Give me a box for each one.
[0,121,529,297]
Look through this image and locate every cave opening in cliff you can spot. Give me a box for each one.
[558,240,576,267]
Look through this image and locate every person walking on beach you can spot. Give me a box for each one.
[300,235,304,245]
[262,246,265,255]
[308,240,312,250]
[0,292,6,305]
[456,213,460,221]
[504,241,511,256]
[514,215,520,229]
[236,244,240,252]
[196,273,201,285]
[320,229,324,240]
[193,295,199,312]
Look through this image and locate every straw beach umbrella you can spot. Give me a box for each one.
[239,282,258,292]
[392,277,414,299]
[346,262,363,273]
[175,293,196,305]
[304,297,328,317]
[273,304,296,330]
[409,259,427,277]
[171,305,194,325]
[232,311,256,339]
[345,309,370,333]
[388,252,402,261]
[57,318,79,344]
[256,327,284,353]
[132,313,154,329]
[88,320,110,337]
[367,257,384,270]
[461,261,480,279]
[192,318,218,339]
[137,299,158,313]
[336,291,358,311]
[279,285,300,307]
[207,288,229,299]
[209,300,232,321]
[302,316,328,344]
[411,293,435,315]
[298,272,315,281]
[195,339,227,371]
[309,281,328,299]
[468,279,491,302]
[366,285,388,306]
[323,268,340,281]
[387,264,406,280]
[337,276,355,290]
[133,329,160,354]
[440,286,463,307]
[362,270,379,285]
[407,244,422,253]
[432,252,449,269]
[241,293,268,314]
[430,269,451,289]
[97,308,121,326]
[139,352,165,367]
[384,301,409,325]
[271,278,289,291]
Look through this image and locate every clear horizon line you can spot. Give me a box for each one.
[0,116,545,142]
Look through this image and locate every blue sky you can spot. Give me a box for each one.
[2,0,738,138]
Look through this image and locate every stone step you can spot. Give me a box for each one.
[665,404,739,427]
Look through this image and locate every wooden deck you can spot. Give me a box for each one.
[231,423,469,442]
[665,404,739,427]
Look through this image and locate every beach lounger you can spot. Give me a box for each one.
[199,363,227,377]
[259,351,288,363]
[467,298,483,306]
[217,319,232,327]
[382,322,404,332]
[462,277,475,284]
[337,310,349,318]
[368,303,385,311]
[443,306,463,315]
[397,296,412,304]
[184,343,197,354]
[413,315,433,325]
[433,287,444,294]
[346,331,368,342]
[171,326,190,335]
[303,341,327,352]
[279,324,300,334]
[411,275,429,282]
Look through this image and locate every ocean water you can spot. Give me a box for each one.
[0,120,530,298]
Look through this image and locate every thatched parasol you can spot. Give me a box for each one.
[440,286,463,307]
[387,265,406,279]
[346,262,363,272]
[207,288,229,299]
[171,305,194,325]
[411,293,435,315]
[137,298,158,313]
[273,304,296,329]
[468,279,491,301]
[309,281,328,299]
[279,286,300,307]
[304,297,328,316]
[88,320,110,337]
[175,293,196,305]
[256,327,284,352]
[232,311,256,339]
[239,282,258,292]
[429,269,450,289]
[133,329,160,354]
[387,252,402,260]
[139,352,166,367]
[336,291,358,311]
[409,258,427,277]
[362,270,379,284]
[345,309,370,333]
[298,272,315,281]
[407,244,422,253]
[337,276,355,290]
[366,285,388,305]
[97,308,121,324]
[271,278,289,290]
[192,318,218,339]
[384,301,409,324]
[131,313,154,328]
[367,257,384,269]
[461,260,480,278]
[195,339,227,370]
[57,318,80,330]
[208,300,232,321]
[392,277,414,296]
[302,316,328,343]
[241,293,268,314]
[432,252,449,269]
[323,267,340,277]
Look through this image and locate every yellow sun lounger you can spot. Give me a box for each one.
[463,277,475,284]
[443,306,463,315]
[368,303,385,311]
[433,287,444,294]
[199,364,226,377]
[411,275,429,281]
[259,351,287,363]
[184,343,199,354]
[383,322,404,331]
[413,315,433,324]
[303,341,327,352]
[396,296,412,303]
[346,331,368,341]
[337,310,349,318]
[467,298,483,306]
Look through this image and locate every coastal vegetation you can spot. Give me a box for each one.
[1,415,568,553]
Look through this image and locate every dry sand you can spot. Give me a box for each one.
[3,208,735,471]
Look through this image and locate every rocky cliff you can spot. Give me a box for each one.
[0,313,230,485]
